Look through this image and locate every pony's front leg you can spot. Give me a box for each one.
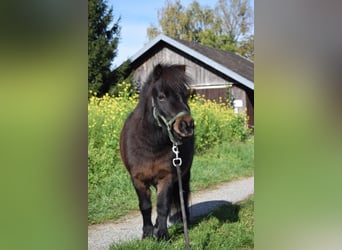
[132,178,154,239]
[155,175,173,240]
[181,170,191,223]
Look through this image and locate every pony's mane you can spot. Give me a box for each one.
[139,64,191,100]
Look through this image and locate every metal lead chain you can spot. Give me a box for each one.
[172,144,182,167]
[171,144,190,249]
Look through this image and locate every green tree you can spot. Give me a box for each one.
[147,0,218,42]
[238,34,254,60]
[88,0,120,96]
[215,0,253,42]
[147,0,253,59]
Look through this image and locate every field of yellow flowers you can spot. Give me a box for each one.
[88,84,251,223]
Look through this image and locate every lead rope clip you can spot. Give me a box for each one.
[172,144,182,167]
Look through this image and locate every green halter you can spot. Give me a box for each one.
[152,98,190,145]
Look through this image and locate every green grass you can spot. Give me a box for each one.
[110,196,254,250]
[191,138,254,192]
[88,138,254,224]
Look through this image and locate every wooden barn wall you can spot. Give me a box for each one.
[245,88,254,129]
[231,86,247,112]
[132,46,228,87]
[193,88,228,103]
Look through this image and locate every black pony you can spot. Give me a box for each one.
[120,64,195,240]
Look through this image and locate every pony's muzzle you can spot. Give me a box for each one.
[173,115,194,138]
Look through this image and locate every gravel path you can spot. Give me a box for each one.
[88,176,254,250]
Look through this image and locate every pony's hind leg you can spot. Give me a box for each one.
[132,178,154,239]
[155,175,174,240]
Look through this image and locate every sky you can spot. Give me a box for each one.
[108,0,253,68]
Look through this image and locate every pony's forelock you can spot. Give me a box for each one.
[140,64,190,99]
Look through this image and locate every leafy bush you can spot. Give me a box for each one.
[108,81,136,98]
[189,95,250,153]
[88,91,138,223]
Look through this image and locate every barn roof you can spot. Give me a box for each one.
[129,34,254,90]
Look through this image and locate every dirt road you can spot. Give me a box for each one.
[88,176,254,250]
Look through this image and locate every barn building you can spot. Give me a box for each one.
[125,34,254,128]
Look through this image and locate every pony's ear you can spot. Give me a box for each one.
[153,64,163,80]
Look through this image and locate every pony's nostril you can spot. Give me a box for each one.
[180,120,187,130]
[181,119,194,134]
[173,116,194,137]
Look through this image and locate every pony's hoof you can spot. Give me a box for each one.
[156,229,170,241]
[142,225,155,239]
